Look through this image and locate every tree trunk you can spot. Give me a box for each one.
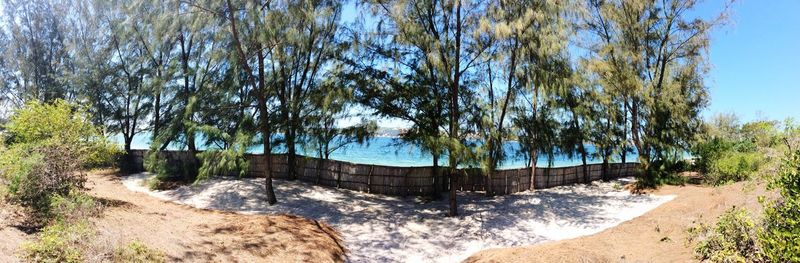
[602,153,610,181]
[257,51,276,205]
[153,91,161,141]
[449,171,458,217]
[124,137,134,172]
[226,0,275,204]
[529,151,537,190]
[432,154,441,199]
[580,145,589,183]
[286,127,297,180]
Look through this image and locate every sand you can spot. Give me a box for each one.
[123,173,674,263]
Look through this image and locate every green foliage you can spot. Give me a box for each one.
[706,152,763,185]
[48,191,101,223]
[112,241,166,263]
[759,150,800,262]
[688,208,762,262]
[0,143,87,220]
[22,219,93,263]
[197,149,250,181]
[6,100,95,145]
[2,100,121,168]
[692,116,778,185]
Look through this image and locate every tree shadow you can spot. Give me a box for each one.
[135,175,671,262]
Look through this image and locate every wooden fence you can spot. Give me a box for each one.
[128,150,640,197]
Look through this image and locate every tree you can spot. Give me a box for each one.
[219,0,279,204]
[124,0,177,147]
[93,0,153,169]
[306,69,376,160]
[156,0,225,176]
[584,0,720,184]
[476,0,571,195]
[268,0,343,181]
[359,0,494,215]
[557,70,594,183]
[1,0,73,104]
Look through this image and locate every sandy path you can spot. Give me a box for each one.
[86,171,346,262]
[123,173,674,263]
[464,180,771,262]
[0,171,346,263]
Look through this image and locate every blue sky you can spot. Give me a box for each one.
[696,0,800,122]
[342,1,800,126]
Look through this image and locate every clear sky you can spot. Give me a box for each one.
[691,0,799,122]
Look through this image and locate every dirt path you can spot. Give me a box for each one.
[464,181,771,263]
[1,171,346,262]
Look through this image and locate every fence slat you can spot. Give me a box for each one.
[128,150,641,197]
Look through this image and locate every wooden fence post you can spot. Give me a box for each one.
[337,162,342,188]
[402,169,411,197]
[316,158,322,185]
[367,165,374,193]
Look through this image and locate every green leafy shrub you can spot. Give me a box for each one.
[112,240,166,263]
[692,137,734,173]
[22,219,93,263]
[3,99,121,169]
[0,143,87,220]
[49,191,100,223]
[706,152,763,185]
[689,208,762,262]
[759,150,800,262]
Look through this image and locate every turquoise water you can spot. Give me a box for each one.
[112,132,637,168]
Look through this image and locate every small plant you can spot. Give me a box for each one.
[22,219,93,263]
[49,191,101,223]
[112,240,166,263]
[688,208,762,262]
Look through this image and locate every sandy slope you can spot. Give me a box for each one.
[464,180,771,263]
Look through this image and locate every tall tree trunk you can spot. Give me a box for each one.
[153,89,161,142]
[602,152,610,181]
[261,102,277,205]
[432,154,441,199]
[226,0,276,204]
[449,171,458,217]
[447,1,463,218]
[286,125,297,180]
[529,83,539,191]
[620,104,628,164]
[530,151,537,190]
[580,143,589,183]
[124,136,134,172]
[258,53,277,205]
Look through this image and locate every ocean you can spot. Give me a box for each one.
[112,132,637,169]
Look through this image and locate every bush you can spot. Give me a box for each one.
[3,99,120,169]
[112,241,166,263]
[689,208,762,262]
[706,152,763,185]
[759,150,800,262]
[0,143,86,219]
[22,219,93,263]
[49,191,101,223]
[692,136,764,185]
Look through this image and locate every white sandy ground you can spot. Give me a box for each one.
[122,173,674,263]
